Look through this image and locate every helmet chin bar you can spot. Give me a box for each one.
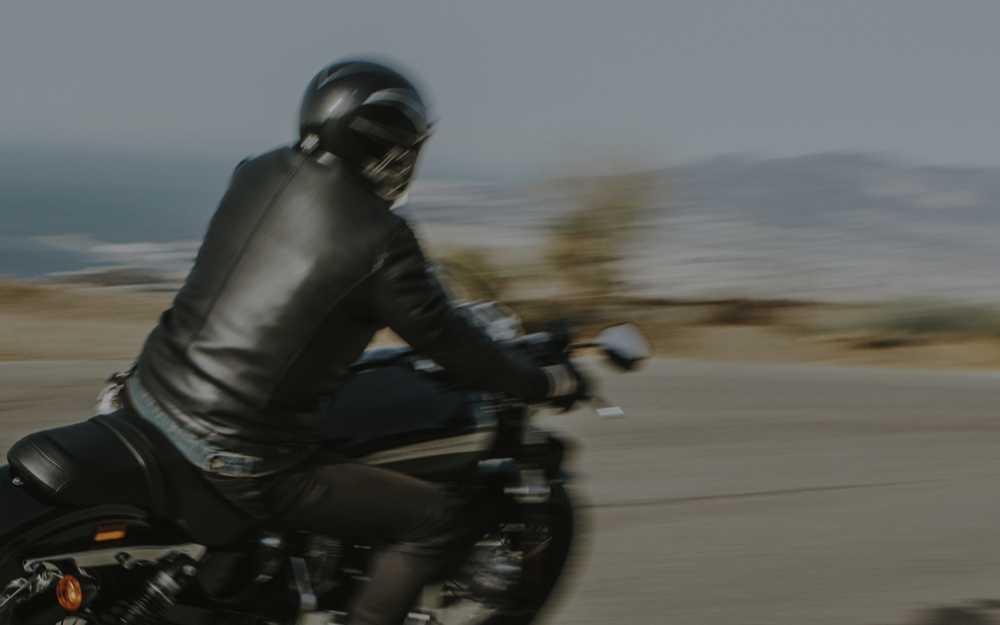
[362,144,421,201]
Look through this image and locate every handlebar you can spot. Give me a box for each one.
[349,326,636,418]
[350,330,563,374]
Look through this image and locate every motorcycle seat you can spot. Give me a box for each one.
[8,417,148,506]
[7,409,255,546]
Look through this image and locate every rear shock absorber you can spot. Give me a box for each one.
[109,554,198,625]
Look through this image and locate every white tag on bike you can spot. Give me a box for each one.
[596,406,625,419]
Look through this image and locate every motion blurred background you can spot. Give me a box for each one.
[4,5,1000,625]
[2,1,999,366]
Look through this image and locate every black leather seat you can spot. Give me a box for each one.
[7,409,256,546]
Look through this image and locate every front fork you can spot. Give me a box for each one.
[478,408,573,599]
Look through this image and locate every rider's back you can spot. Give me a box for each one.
[137,146,404,457]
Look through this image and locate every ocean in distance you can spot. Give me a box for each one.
[2,150,999,304]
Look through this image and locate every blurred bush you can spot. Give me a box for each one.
[810,301,1000,340]
[434,246,511,302]
[431,171,661,333]
[545,172,654,301]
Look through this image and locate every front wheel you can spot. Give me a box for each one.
[433,485,576,625]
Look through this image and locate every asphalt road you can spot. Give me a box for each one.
[2,360,1000,625]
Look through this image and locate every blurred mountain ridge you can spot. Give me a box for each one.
[405,152,1000,229]
[1,149,998,302]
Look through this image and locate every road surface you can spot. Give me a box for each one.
[2,359,999,625]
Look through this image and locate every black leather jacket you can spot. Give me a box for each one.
[136,146,546,458]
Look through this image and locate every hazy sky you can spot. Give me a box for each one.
[2,2,999,180]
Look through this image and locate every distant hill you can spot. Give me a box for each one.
[404,153,1000,303]
[670,153,1000,229]
[2,150,998,302]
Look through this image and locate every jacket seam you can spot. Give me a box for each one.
[265,237,394,407]
[183,151,309,351]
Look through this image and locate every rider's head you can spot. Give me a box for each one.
[299,60,430,201]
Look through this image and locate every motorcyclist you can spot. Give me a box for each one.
[121,60,583,625]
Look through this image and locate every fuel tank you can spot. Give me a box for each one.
[320,366,499,479]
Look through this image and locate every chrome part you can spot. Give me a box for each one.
[116,552,137,570]
[504,470,551,503]
[468,540,521,597]
[359,431,495,466]
[403,613,431,625]
[23,544,207,571]
[10,476,23,487]
[27,566,58,596]
[290,557,317,623]
[439,534,523,625]
[0,564,62,618]
[299,612,346,625]
[412,358,444,373]
[0,578,29,612]
[115,555,197,625]
[260,535,285,549]
[476,458,517,475]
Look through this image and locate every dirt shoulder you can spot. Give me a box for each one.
[2,281,999,370]
[612,298,1000,370]
[0,281,172,361]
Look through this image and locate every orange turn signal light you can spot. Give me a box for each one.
[56,575,83,611]
[93,523,127,542]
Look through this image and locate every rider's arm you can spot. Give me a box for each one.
[371,223,550,401]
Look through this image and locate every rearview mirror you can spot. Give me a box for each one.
[596,323,651,371]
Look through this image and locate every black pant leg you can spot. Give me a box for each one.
[204,452,466,625]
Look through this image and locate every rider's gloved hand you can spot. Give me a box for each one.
[545,319,575,353]
[541,360,589,412]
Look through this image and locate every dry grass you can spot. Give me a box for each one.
[0,280,172,361]
[506,296,1000,370]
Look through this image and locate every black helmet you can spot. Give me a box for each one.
[299,60,430,201]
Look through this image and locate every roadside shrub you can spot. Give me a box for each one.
[816,302,1000,338]
[435,246,511,302]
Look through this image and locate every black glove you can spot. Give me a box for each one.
[541,359,589,412]
[545,319,575,353]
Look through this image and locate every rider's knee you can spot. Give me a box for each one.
[408,491,467,551]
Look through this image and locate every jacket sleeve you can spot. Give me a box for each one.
[371,223,549,400]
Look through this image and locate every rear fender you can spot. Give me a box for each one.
[0,465,181,580]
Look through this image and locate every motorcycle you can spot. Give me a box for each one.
[0,302,649,625]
